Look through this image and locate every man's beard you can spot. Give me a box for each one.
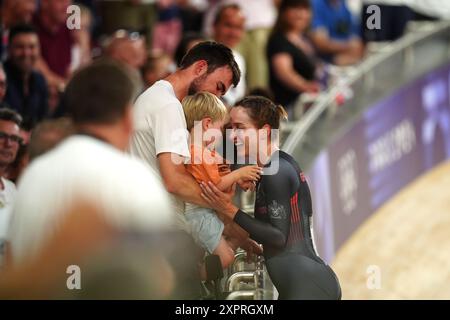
[188,73,208,95]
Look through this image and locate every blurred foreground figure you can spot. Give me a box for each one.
[0,202,202,299]
[1,61,201,298]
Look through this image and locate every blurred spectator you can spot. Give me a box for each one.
[99,0,157,49]
[0,202,121,298]
[178,0,207,33]
[104,30,147,70]
[152,0,183,56]
[174,32,206,67]
[4,25,49,130]
[4,124,32,182]
[0,201,201,299]
[141,51,174,88]
[0,0,37,59]
[8,60,173,266]
[213,4,246,106]
[34,0,74,83]
[33,0,77,113]
[204,0,278,90]
[103,30,147,90]
[27,117,74,161]
[310,0,365,65]
[0,65,7,106]
[267,0,320,113]
[1,0,36,27]
[0,108,22,268]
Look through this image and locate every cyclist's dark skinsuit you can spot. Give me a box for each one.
[233,150,341,300]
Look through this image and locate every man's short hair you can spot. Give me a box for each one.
[29,117,75,160]
[8,24,38,44]
[0,108,23,126]
[179,41,241,88]
[64,59,136,125]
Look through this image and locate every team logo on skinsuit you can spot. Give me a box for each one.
[269,200,286,219]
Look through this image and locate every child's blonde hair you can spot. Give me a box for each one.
[182,92,228,131]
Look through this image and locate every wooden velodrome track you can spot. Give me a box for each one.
[331,161,450,299]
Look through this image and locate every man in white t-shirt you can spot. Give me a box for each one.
[212,4,247,106]
[8,60,174,265]
[0,108,22,268]
[129,41,242,234]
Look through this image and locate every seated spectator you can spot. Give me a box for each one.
[34,0,75,99]
[0,108,22,268]
[104,30,147,70]
[0,0,37,59]
[103,30,147,90]
[174,32,206,67]
[152,0,183,56]
[267,0,320,113]
[142,51,174,88]
[4,25,49,130]
[4,116,31,184]
[1,0,36,27]
[99,0,157,49]
[212,4,246,106]
[310,0,364,65]
[203,0,277,90]
[178,0,207,33]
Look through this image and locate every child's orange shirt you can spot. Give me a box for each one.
[186,144,231,185]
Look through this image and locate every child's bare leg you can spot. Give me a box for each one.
[199,237,235,280]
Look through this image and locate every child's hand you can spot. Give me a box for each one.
[238,179,256,192]
[237,165,262,182]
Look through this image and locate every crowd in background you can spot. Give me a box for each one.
[0,0,447,299]
[0,0,446,130]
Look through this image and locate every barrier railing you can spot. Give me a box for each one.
[282,21,450,170]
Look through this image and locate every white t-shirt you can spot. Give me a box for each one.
[128,80,191,232]
[8,135,173,264]
[222,50,246,106]
[0,177,16,268]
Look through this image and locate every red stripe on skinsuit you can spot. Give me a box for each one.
[291,193,300,242]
